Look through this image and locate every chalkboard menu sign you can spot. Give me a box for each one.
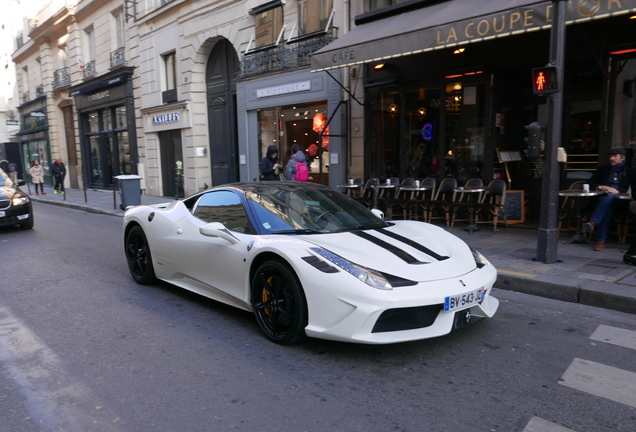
[505,190,525,224]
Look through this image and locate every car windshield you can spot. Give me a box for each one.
[0,168,12,187]
[243,184,387,234]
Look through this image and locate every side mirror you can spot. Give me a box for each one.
[371,208,384,220]
[199,222,240,244]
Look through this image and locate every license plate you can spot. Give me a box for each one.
[444,287,485,312]
[0,211,5,218]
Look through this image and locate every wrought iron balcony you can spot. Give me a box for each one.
[35,84,44,97]
[110,47,127,68]
[53,67,71,89]
[83,60,96,78]
[240,28,337,79]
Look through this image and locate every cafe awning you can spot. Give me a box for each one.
[311,0,636,72]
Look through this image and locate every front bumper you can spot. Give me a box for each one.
[0,204,33,227]
[303,264,498,344]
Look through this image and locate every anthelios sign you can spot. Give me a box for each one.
[531,66,559,95]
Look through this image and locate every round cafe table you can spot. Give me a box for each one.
[558,189,603,244]
[337,184,362,197]
[397,185,434,220]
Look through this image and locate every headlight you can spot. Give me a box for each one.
[471,247,490,269]
[310,247,392,290]
[12,196,29,206]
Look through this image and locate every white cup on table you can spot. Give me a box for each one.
[348,178,354,185]
[583,184,590,193]
[386,179,391,186]
[415,180,420,188]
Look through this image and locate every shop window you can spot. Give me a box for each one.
[162,51,177,104]
[298,0,333,34]
[257,101,329,184]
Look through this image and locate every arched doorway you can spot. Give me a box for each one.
[206,39,240,185]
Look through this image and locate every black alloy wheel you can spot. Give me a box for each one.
[125,225,156,285]
[251,260,308,344]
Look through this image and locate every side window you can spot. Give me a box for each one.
[193,191,250,233]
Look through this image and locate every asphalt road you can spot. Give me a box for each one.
[0,202,635,432]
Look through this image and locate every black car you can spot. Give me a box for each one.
[0,167,33,229]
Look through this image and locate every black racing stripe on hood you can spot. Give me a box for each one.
[375,228,449,261]
[353,231,419,264]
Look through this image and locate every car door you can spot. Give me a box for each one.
[172,190,252,306]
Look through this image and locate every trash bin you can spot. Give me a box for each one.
[115,174,142,210]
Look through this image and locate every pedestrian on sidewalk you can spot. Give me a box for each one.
[7,161,18,182]
[29,160,46,195]
[285,144,307,181]
[260,145,281,181]
[583,148,631,251]
[52,158,66,194]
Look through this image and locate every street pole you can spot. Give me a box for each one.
[536,0,567,263]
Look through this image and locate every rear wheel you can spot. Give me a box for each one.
[251,260,308,344]
[125,225,156,285]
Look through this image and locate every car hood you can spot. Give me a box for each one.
[0,186,18,199]
[302,222,477,282]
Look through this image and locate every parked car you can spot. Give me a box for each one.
[123,182,498,344]
[0,167,33,230]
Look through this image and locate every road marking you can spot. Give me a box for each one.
[497,269,536,278]
[589,325,636,350]
[0,306,124,431]
[559,358,636,409]
[523,416,576,432]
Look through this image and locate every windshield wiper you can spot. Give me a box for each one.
[271,228,325,234]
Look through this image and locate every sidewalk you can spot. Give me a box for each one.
[30,187,636,315]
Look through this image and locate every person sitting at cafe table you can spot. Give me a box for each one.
[583,147,631,251]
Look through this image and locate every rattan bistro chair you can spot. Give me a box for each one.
[451,178,484,227]
[427,178,457,226]
[474,179,508,231]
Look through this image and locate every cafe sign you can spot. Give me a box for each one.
[311,0,636,71]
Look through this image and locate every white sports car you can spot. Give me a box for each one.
[123,182,498,344]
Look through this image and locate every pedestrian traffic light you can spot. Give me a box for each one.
[525,122,542,161]
[531,66,558,95]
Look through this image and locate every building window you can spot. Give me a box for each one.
[364,0,410,13]
[114,10,125,49]
[254,6,283,47]
[84,26,96,61]
[162,52,177,103]
[298,0,333,34]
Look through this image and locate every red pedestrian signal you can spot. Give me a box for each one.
[532,67,558,95]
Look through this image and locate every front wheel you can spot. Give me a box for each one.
[125,225,156,285]
[251,260,308,344]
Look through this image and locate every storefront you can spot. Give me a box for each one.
[140,101,192,198]
[16,97,52,186]
[312,0,636,219]
[237,69,344,187]
[69,67,138,190]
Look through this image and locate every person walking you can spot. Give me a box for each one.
[52,158,66,194]
[260,145,281,181]
[285,144,307,181]
[29,160,46,195]
[7,161,18,182]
